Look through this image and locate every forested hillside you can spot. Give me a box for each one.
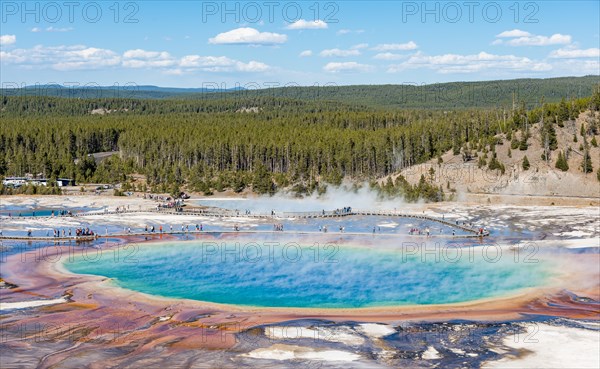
[194,75,600,109]
[0,85,244,100]
[2,76,598,110]
[1,86,599,199]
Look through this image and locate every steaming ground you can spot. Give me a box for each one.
[195,185,408,213]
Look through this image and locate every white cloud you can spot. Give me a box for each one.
[549,47,600,59]
[372,42,418,51]
[337,29,364,35]
[496,29,531,38]
[122,49,176,68]
[351,43,369,50]
[179,55,269,72]
[180,55,234,68]
[46,26,73,32]
[320,48,361,57]
[123,49,170,59]
[493,30,572,46]
[31,27,73,33]
[208,27,287,45]
[235,60,270,72]
[1,45,120,70]
[0,34,16,46]
[373,52,407,61]
[510,34,571,46]
[550,59,600,75]
[54,47,121,70]
[286,19,328,30]
[0,50,25,63]
[299,50,313,57]
[388,51,552,74]
[324,61,372,73]
[1,44,270,73]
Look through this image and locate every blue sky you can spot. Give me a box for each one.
[1,1,599,88]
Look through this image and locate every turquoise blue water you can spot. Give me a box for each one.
[65,240,552,308]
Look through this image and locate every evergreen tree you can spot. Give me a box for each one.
[591,85,600,111]
[555,151,569,171]
[557,98,570,124]
[541,120,558,150]
[522,155,530,170]
[252,163,275,194]
[510,135,519,150]
[581,149,593,173]
[519,131,529,151]
[488,153,504,172]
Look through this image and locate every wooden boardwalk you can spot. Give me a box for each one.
[0,235,98,243]
[0,229,487,242]
[1,208,489,241]
[145,208,486,236]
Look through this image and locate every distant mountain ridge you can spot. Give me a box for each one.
[2,76,598,109]
[1,84,246,100]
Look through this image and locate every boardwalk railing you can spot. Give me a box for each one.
[0,235,98,242]
[2,206,489,239]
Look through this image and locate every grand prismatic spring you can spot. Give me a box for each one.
[65,238,554,308]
